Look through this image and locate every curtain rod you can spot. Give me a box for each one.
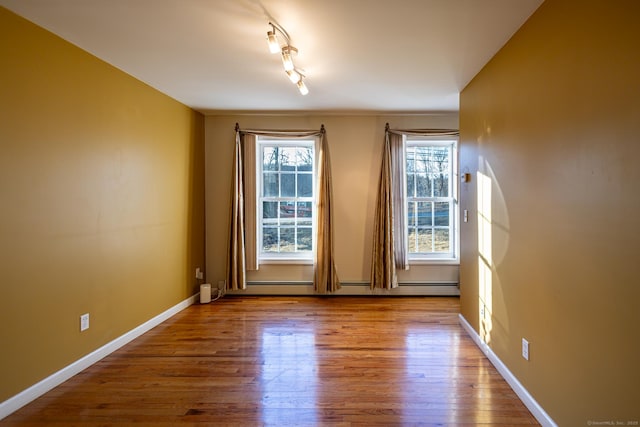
[235,122,325,134]
[385,122,459,136]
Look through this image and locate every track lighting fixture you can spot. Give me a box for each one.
[286,69,301,83]
[266,24,280,54]
[281,46,297,72]
[297,79,309,95]
[286,69,308,95]
[265,21,309,95]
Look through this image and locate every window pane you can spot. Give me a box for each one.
[432,147,449,171]
[434,202,449,226]
[297,201,312,218]
[297,228,312,251]
[407,202,417,227]
[416,174,431,197]
[432,147,450,196]
[280,202,295,218]
[262,227,278,252]
[281,173,295,197]
[280,228,295,252]
[433,173,449,197]
[263,173,279,197]
[297,173,312,197]
[407,174,415,198]
[417,202,432,226]
[407,228,417,253]
[406,150,415,173]
[434,229,450,252]
[416,228,433,253]
[297,147,313,171]
[297,173,313,197]
[299,220,312,227]
[415,148,429,173]
[263,201,278,219]
[280,147,297,171]
[263,147,279,171]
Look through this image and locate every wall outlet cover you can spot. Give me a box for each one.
[80,313,90,331]
[522,338,529,360]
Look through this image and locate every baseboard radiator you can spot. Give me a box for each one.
[226,281,460,296]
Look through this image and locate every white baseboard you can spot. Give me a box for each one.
[458,314,557,427]
[0,294,198,421]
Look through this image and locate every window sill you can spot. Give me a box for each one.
[259,258,314,266]
[408,258,460,266]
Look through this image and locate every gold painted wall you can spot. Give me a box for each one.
[205,114,459,287]
[0,8,205,401]
[459,0,640,424]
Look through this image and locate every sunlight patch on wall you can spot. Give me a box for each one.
[478,170,493,344]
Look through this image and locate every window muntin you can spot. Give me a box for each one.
[405,140,457,260]
[258,139,315,260]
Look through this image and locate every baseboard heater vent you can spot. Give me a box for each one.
[226,281,459,296]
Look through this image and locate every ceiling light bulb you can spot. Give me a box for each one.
[287,70,301,84]
[281,47,295,71]
[297,79,309,95]
[266,30,279,53]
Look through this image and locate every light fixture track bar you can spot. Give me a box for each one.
[265,20,308,95]
[269,21,291,45]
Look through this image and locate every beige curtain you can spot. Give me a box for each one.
[243,134,258,271]
[228,124,339,293]
[389,132,408,270]
[314,129,340,293]
[227,127,247,290]
[370,124,459,290]
[371,130,398,290]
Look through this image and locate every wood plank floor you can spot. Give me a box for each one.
[2,296,539,426]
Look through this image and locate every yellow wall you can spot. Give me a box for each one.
[0,7,205,401]
[205,114,459,288]
[459,0,640,424]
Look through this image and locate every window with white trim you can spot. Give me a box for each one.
[257,138,315,261]
[405,139,458,260]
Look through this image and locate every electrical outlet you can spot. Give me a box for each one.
[195,268,203,280]
[80,313,90,332]
[522,338,529,360]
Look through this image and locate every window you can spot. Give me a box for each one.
[405,139,458,260]
[258,139,315,261]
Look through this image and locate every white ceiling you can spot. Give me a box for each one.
[1,0,543,114]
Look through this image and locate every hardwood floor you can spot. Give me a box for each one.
[2,296,539,426]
